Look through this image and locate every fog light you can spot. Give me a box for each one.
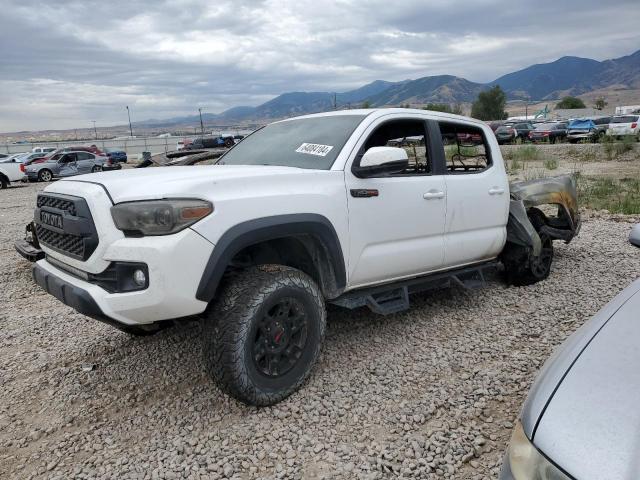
[133,269,146,287]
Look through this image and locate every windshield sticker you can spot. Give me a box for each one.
[295,143,334,157]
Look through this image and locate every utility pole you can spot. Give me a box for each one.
[333,93,337,110]
[198,108,204,135]
[92,121,98,140]
[126,106,133,137]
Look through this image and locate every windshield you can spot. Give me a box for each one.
[218,115,366,169]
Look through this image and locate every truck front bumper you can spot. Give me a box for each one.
[33,228,215,327]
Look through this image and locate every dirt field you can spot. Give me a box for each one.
[1,147,639,479]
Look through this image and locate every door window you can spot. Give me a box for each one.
[60,153,77,163]
[76,152,93,160]
[439,122,491,173]
[357,119,431,176]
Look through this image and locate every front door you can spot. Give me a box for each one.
[57,153,78,177]
[345,116,447,288]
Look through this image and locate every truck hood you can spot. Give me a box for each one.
[531,281,640,480]
[60,165,311,203]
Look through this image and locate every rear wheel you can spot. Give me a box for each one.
[38,169,52,182]
[502,208,554,286]
[202,266,326,406]
[0,175,8,189]
[91,165,102,172]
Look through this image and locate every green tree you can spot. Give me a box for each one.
[595,97,607,110]
[423,103,464,115]
[471,86,508,121]
[556,96,586,109]
[361,100,371,109]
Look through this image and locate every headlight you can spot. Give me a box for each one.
[507,421,571,480]
[111,199,213,236]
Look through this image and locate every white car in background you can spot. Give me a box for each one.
[607,114,640,139]
[0,152,29,163]
[0,160,26,188]
[32,147,56,154]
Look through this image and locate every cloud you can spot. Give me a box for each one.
[0,0,638,131]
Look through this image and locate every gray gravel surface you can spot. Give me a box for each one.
[2,182,639,479]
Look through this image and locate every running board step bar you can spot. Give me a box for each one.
[331,261,499,316]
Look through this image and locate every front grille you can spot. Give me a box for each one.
[36,225,84,257]
[34,193,98,261]
[37,195,77,216]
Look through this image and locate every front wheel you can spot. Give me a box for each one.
[502,208,554,286]
[202,266,326,406]
[91,165,102,172]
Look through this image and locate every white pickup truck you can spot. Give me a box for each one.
[0,160,26,188]
[29,109,580,405]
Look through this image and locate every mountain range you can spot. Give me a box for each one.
[138,49,640,127]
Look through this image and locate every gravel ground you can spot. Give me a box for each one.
[2,181,640,480]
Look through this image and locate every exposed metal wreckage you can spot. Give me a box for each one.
[507,175,581,256]
[136,148,227,168]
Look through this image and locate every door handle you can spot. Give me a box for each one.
[488,187,505,195]
[423,190,445,200]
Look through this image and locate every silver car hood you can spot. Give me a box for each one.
[530,279,640,479]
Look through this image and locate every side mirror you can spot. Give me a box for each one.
[630,224,640,248]
[353,147,408,178]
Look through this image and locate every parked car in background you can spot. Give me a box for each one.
[0,152,29,163]
[592,116,611,137]
[495,125,518,144]
[105,149,128,163]
[32,147,56,154]
[510,122,535,141]
[487,121,505,132]
[19,152,48,164]
[186,135,235,150]
[567,119,599,143]
[501,225,640,480]
[607,114,640,139]
[24,150,116,182]
[0,160,26,188]
[528,122,568,143]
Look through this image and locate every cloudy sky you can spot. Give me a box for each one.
[1,0,639,132]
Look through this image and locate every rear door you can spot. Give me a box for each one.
[345,114,447,288]
[76,152,95,173]
[436,120,509,268]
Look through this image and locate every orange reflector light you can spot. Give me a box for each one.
[181,205,213,220]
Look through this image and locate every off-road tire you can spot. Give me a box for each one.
[0,175,8,189]
[502,208,554,286]
[38,169,52,182]
[202,266,326,406]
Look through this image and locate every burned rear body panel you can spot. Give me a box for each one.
[507,175,580,255]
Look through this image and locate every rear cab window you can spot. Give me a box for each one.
[438,121,492,173]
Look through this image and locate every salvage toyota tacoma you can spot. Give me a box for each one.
[28,109,580,406]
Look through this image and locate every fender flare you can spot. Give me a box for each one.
[195,214,346,303]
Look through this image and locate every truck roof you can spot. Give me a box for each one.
[275,107,488,128]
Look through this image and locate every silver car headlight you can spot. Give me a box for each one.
[111,199,213,236]
[507,421,571,480]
